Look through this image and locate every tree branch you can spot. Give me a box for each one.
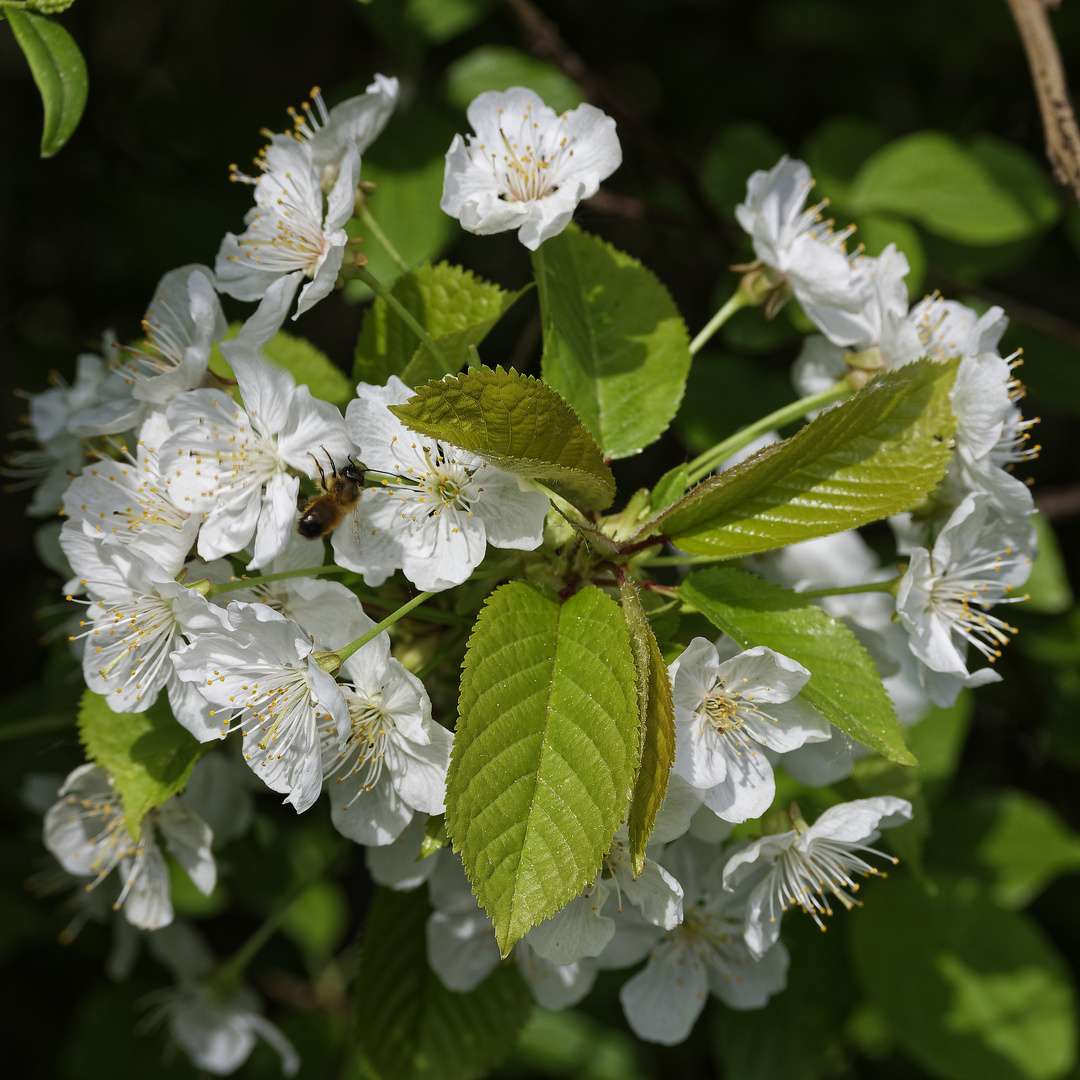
[1005,0,1080,201]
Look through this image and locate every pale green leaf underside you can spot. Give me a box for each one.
[355,886,532,1080]
[680,568,915,765]
[3,5,87,156]
[390,365,616,511]
[648,358,958,556]
[447,583,640,955]
[77,691,206,836]
[353,261,527,388]
[621,579,676,875]
[535,224,691,459]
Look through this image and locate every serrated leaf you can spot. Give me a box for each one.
[3,5,87,156]
[390,365,616,512]
[534,225,691,459]
[260,329,352,407]
[355,885,532,1080]
[447,583,640,955]
[77,690,206,837]
[646,359,957,557]
[680,567,914,765]
[620,580,675,875]
[353,262,528,387]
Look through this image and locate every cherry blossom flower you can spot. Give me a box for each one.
[336,377,549,591]
[895,493,1035,704]
[618,837,789,1044]
[43,764,216,931]
[735,156,872,345]
[61,411,199,579]
[215,135,360,318]
[322,632,450,846]
[161,351,353,569]
[722,796,911,957]
[171,602,350,812]
[669,639,831,822]
[441,87,621,250]
[58,530,228,730]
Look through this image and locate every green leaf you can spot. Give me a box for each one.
[2,5,87,156]
[445,45,583,115]
[534,225,692,460]
[849,132,1058,246]
[260,328,352,407]
[355,885,532,1080]
[280,881,349,963]
[353,262,528,387]
[850,874,1077,1080]
[406,0,493,43]
[77,690,206,837]
[802,114,888,209]
[680,567,913,764]
[906,692,974,805]
[389,365,616,512]
[1021,513,1074,615]
[446,583,640,955]
[620,579,675,875]
[649,463,689,512]
[647,359,957,557]
[857,212,927,296]
[927,790,1080,910]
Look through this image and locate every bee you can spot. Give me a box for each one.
[298,449,366,539]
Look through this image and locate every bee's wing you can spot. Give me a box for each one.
[347,499,369,551]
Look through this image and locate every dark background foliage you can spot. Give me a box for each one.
[2,1,1080,1077]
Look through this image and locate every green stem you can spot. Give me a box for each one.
[334,591,437,665]
[352,265,453,375]
[0,713,75,742]
[689,290,751,356]
[798,578,901,599]
[205,565,347,600]
[685,378,854,486]
[357,204,409,273]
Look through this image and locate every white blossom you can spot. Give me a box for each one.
[441,87,621,250]
[336,377,549,591]
[59,530,228,730]
[722,796,912,957]
[288,75,398,184]
[61,411,199,579]
[215,135,360,318]
[896,493,1035,704]
[618,837,789,1045]
[43,764,216,931]
[669,639,830,822]
[171,602,350,812]
[161,352,353,569]
[735,156,872,346]
[322,632,450,846]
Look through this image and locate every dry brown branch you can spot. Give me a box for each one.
[1005,0,1080,200]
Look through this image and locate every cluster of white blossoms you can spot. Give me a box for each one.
[737,154,1039,713]
[10,81,1042,1072]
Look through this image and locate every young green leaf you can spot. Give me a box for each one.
[77,690,206,838]
[353,261,528,387]
[534,224,691,459]
[3,5,87,157]
[620,579,676,875]
[679,567,914,765]
[446,582,640,955]
[355,886,533,1080]
[390,364,616,511]
[644,358,957,557]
